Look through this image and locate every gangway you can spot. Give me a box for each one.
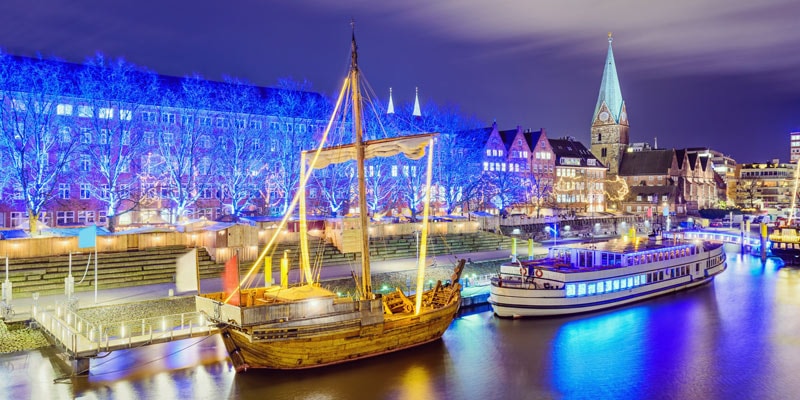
[31,302,217,375]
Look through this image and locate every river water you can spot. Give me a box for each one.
[3,246,800,400]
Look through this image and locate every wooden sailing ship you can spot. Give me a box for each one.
[195,29,464,371]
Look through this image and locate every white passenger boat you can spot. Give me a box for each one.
[489,237,726,318]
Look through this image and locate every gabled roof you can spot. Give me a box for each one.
[594,35,625,122]
[686,152,699,171]
[675,149,687,169]
[498,128,520,151]
[523,129,545,151]
[548,138,604,168]
[618,149,674,176]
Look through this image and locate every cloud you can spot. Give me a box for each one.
[305,0,800,76]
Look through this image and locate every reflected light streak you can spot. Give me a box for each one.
[551,308,647,399]
[399,365,434,400]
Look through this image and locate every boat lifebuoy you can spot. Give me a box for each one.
[534,268,544,278]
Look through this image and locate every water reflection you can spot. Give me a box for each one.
[3,251,800,399]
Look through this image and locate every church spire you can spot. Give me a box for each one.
[594,32,624,123]
[387,87,395,114]
[412,87,421,117]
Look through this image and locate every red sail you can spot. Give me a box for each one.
[223,254,240,305]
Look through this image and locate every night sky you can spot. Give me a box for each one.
[1,1,798,163]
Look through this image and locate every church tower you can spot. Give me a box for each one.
[590,33,629,176]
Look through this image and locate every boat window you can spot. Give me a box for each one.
[578,283,587,296]
[605,281,613,292]
[597,282,605,294]
[588,284,596,295]
[621,279,627,289]
[696,263,699,272]
[640,274,646,284]
[613,280,620,291]
[566,284,576,297]
[659,271,664,280]
[628,277,634,287]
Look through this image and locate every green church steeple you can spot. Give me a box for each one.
[594,33,626,124]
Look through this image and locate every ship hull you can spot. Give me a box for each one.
[490,240,727,318]
[219,300,460,370]
[490,273,720,318]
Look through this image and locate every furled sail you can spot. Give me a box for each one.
[304,133,437,169]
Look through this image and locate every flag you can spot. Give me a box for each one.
[78,225,97,249]
[222,253,240,306]
[175,248,198,293]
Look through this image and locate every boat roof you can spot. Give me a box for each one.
[551,238,696,254]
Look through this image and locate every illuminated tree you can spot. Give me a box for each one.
[0,55,80,234]
[528,172,554,218]
[267,78,328,215]
[213,77,267,217]
[76,54,159,231]
[425,105,483,215]
[155,74,213,222]
[484,171,527,216]
[603,175,630,211]
[736,179,761,210]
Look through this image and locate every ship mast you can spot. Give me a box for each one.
[350,26,373,299]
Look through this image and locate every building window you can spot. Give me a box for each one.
[80,156,91,171]
[201,116,212,127]
[99,129,110,144]
[161,113,175,124]
[80,184,91,199]
[119,109,132,121]
[99,108,114,119]
[59,183,70,199]
[56,211,75,225]
[10,212,25,227]
[57,104,73,116]
[121,130,130,145]
[141,111,156,122]
[77,105,93,118]
[78,210,95,223]
[80,128,92,144]
[249,120,262,130]
[486,149,491,156]
[216,117,228,128]
[144,131,155,146]
[59,126,71,143]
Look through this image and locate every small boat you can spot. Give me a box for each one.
[489,237,726,317]
[195,27,464,371]
[768,228,800,265]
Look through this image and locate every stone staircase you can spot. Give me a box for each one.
[3,246,221,297]
[0,231,512,297]
[256,231,513,270]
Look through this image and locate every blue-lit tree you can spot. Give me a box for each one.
[77,54,160,231]
[421,104,483,215]
[155,74,213,223]
[484,169,528,216]
[267,78,327,215]
[0,55,80,234]
[212,77,266,217]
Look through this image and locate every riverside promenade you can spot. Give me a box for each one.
[5,246,545,322]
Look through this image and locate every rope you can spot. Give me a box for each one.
[75,253,92,285]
